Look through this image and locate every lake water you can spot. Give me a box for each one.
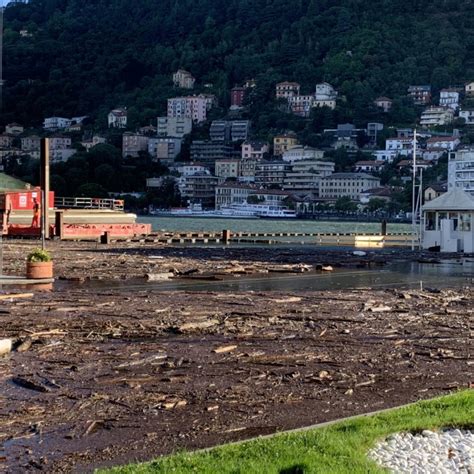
[139,216,412,234]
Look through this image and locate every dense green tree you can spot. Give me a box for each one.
[1,0,473,131]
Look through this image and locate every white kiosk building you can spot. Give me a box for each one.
[422,188,474,252]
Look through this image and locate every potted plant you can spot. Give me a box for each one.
[26,248,53,279]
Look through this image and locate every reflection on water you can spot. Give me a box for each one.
[36,260,474,293]
[138,216,412,235]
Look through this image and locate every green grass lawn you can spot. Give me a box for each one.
[102,390,473,474]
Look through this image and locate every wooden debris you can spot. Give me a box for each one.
[12,376,50,393]
[16,338,33,353]
[116,354,167,370]
[213,345,238,354]
[0,293,34,301]
[175,319,219,333]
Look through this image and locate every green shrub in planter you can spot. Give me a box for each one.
[27,249,52,263]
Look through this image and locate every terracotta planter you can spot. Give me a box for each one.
[26,261,53,279]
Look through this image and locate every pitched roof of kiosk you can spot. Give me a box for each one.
[423,188,474,211]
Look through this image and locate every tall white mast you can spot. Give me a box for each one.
[411,129,417,250]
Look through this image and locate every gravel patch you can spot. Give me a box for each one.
[368,429,474,473]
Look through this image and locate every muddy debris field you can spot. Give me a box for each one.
[0,285,472,472]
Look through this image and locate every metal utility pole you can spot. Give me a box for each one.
[40,138,50,248]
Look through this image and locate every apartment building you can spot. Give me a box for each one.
[241,141,269,160]
[254,161,291,188]
[282,146,324,163]
[273,134,299,156]
[172,69,195,89]
[190,140,239,170]
[108,109,128,128]
[448,148,474,195]
[122,133,149,158]
[420,107,454,127]
[408,85,431,105]
[282,159,335,194]
[157,116,192,138]
[167,95,213,124]
[215,183,254,209]
[148,138,182,164]
[320,173,381,200]
[215,159,241,179]
[230,87,246,108]
[276,82,300,99]
[439,89,460,110]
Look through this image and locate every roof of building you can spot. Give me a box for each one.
[355,161,385,166]
[276,81,300,87]
[322,173,379,180]
[427,136,459,143]
[0,173,31,190]
[251,189,290,196]
[425,183,447,193]
[423,188,474,211]
[397,160,431,167]
[375,97,392,102]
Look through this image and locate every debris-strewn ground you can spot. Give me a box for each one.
[1,287,472,473]
[2,240,429,282]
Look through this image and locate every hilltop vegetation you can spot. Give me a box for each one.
[2,0,474,130]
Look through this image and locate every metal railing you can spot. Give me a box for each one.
[54,197,124,211]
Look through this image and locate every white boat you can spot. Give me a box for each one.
[150,203,296,219]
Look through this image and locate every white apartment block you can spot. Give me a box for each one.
[315,82,337,101]
[282,159,335,194]
[174,163,210,176]
[373,150,398,163]
[439,89,459,110]
[385,138,418,157]
[420,107,454,127]
[43,117,71,131]
[320,173,381,200]
[108,108,128,128]
[465,81,474,96]
[448,148,474,196]
[459,110,474,125]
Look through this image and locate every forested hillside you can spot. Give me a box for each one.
[2,0,474,127]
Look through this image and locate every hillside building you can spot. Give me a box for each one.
[157,116,192,138]
[420,107,454,127]
[173,69,195,89]
[108,108,128,128]
[319,173,381,200]
[276,82,300,99]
